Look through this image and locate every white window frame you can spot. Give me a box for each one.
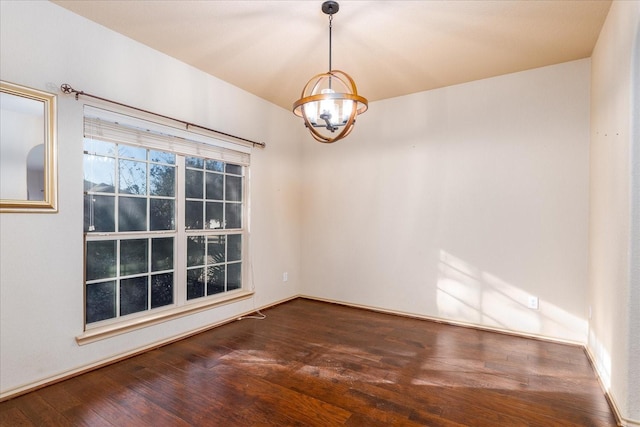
[78,106,253,345]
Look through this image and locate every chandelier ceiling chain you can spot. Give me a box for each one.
[292,1,368,144]
[328,13,333,74]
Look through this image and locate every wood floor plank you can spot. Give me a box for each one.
[1,394,70,426]
[0,298,617,426]
[0,405,34,427]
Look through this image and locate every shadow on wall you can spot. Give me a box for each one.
[436,250,587,342]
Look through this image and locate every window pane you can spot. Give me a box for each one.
[84,139,115,156]
[207,235,226,265]
[151,273,173,308]
[225,175,242,202]
[118,197,147,231]
[225,203,241,229]
[185,169,203,199]
[205,172,223,200]
[84,155,115,192]
[185,200,203,229]
[206,160,224,172]
[187,268,205,300]
[186,157,204,168]
[118,145,146,160]
[86,240,116,280]
[120,276,148,316]
[119,159,147,195]
[84,194,115,232]
[227,262,242,291]
[150,198,175,231]
[86,281,116,323]
[150,164,175,197]
[187,236,205,267]
[150,150,175,165]
[207,265,225,295]
[227,234,241,262]
[206,202,223,229]
[225,164,242,175]
[120,239,148,276]
[152,237,174,272]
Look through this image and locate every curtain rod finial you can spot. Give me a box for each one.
[61,83,73,94]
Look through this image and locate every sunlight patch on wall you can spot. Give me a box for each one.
[480,287,540,331]
[437,250,587,341]
[436,278,483,323]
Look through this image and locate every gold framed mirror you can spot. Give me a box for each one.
[1,81,57,212]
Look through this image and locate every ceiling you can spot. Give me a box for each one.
[52,0,612,111]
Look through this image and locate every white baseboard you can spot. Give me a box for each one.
[0,295,298,401]
[300,294,584,346]
[583,346,639,427]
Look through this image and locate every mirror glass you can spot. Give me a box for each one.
[0,81,57,212]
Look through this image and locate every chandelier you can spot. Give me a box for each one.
[292,1,368,143]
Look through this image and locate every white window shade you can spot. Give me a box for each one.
[84,106,250,165]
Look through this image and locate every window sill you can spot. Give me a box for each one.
[76,290,254,345]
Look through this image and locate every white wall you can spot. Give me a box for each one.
[589,0,640,423]
[301,59,591,343]
[0,1,302,397]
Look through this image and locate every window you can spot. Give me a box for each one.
[184,157,244,300]
[83,106,250,331]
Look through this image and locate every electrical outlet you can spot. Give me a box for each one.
[527,296,539,310]
[283,272,288,282]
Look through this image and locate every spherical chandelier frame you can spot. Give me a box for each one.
[293,70,368,143]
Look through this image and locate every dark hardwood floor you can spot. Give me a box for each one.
[0,298,617,426]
